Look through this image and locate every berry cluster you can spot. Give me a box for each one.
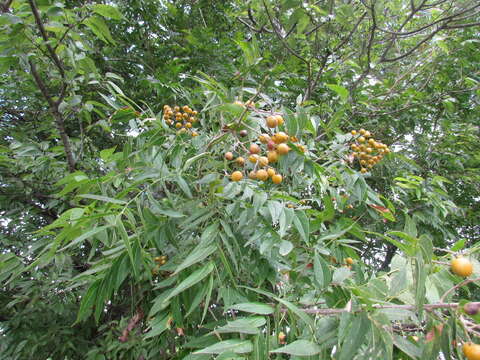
[227,115,306,184]
[151,255,168,275]
[163,104,199,137]
[349,129,390,173]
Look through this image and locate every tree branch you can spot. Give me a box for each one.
[279,301,480,315]
[28,60,76,172]
[28,0,65,81]
[262,0,309,65]
[0,0,13,13]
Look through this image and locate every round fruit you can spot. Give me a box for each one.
[364,131,371,138]
[249,143,261,154]
[463,342,480,360]
[276,132,289,143]
[278,331,286,343]
[239,129,248,137]
[259,156,269,167]
[267,151,278,163]
[185,122,192,129]
[236,157,245,166]
[298,145,306,152]
[266,116,278,128]
[249,154,259,164]
[272,174,283,184]
[267,168,275,177]
[225,152,234,160]
[451,257,473,277]
[360,168,367,173]
[359,128,366,135]
[267,140,276,150]
[358,136,366,143]
[248,171,257,180]
[277,143,290,155]
[191,131,199,137]
[256,169,268,181]
[351,130,357,135]
[177,128,187,135]
[464,302,480,316]
[346,257,354,265]
[175,122,182,129]
[290,136,298,142]
[259,134,270,143]
[276,115,284,126]
[368,138,375,145]
[231,171,243,182]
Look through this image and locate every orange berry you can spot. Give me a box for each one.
[191,131,199,137]
[256,169,268,181]
[272,174,283,184]
[360,168,367,173]
[185,122,192,128]
[267,140,276,150]
[277,143,290,155]
[236,157,245,166]
[276,115,284,126]
[267,151,278,163]
[225,152,234,160]
[274,132,289,143]
[463,342,480,359]
[364,131,371,138]
[266,116,278,128]
[259,134,270,143]
[267,168,275,177]
[248,171,257,180]
[346,257,354,265]
[249,154,259,164]
[451,257,473,277]
[359,129,366,135]
[358,136,366,143]
[351,130,357,135]
[231,171,243,182]
[259,156,269,167]
[249,143,261,154]
[175,122,182,129]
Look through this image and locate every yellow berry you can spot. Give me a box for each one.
[231,171,243,182]
[256,169,269,181]
[272,174,283,184]
[277,143,290,155]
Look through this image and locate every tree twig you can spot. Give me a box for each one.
[440,277,480,303]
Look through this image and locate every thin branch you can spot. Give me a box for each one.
[440,277,480,303]
[445,21,480,29]
[262,0,309,65]
[351,3,377,90]
[1,0,13,13]
[333,12,367,52]
[53,13,90,51]
[28,0,65,81]
[381,26,443,62]
[118,309,143,343]
[280,301,480,315]
[29,60,76,172]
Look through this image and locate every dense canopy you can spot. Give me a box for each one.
[0,0,479,359]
